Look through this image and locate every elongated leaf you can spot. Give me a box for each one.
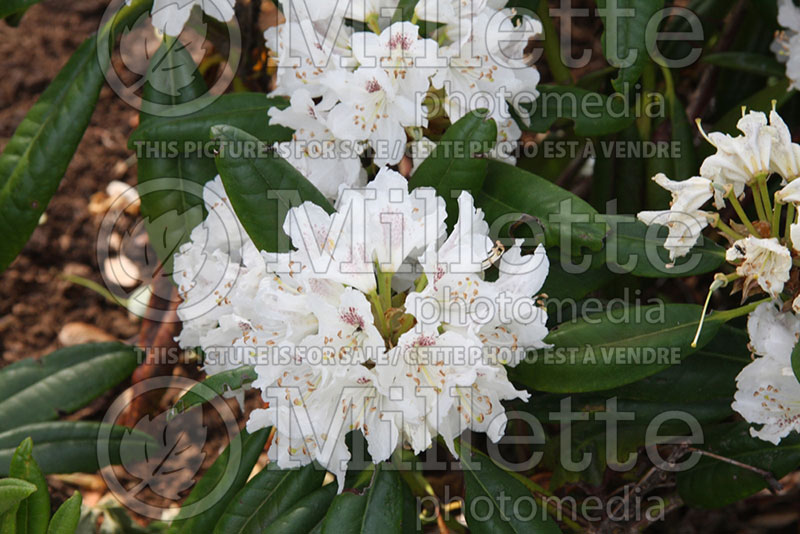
[677,423,800,508]
[510,304,724,393]
[212,463,326,534]
[703,52,785,78]
[409,111,496,226]
[46,493,82,534]
[130,93,291,147]
[477,161,605,254]
[213,125,334,253]
[597,0,665,93]
[136,38,218,273]
[0,0,151,272]
[522,85,635,136]
[0,343,140,431]
[321,465,404,534]
[0,479,36,516]
[527,324,750,423]
[168,429,269,534]
[264,483,337,534]
[0,422,154,475]
[459,442,561,534]
[173,366,257,414]
[0,0,39,18]
[598,214,725,277]
[9,438,50,534]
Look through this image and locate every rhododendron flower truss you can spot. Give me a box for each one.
[174,169,550,490]
[641,106,800,444]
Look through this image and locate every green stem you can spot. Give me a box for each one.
[712,216,744,241]
[772,197,783,238]
[758,175,773,222]
[709,298,772,324]
[536,0,571,85]
[727,189,759,236]
[751,182,769,224]
[786,203,796,248]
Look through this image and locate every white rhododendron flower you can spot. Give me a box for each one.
[773,0,800,91]
[175,169,550,490]
[268,89,367,200]
[262,0,541,170]
[733,303,800,444]
[148,0,235,37]
[698,111,773,208]
[725,237,792,298]
[637,174,714,262]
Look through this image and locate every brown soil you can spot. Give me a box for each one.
[0,0,142,363]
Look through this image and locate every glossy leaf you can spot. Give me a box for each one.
[168,429,270,534]
[213,125,334,253]
[0,422,154,475]
[522,85,635,137]
[791,340,800,384]
[510,304,724,393]
[136,38,218,272]
[9,438,49,534]
[459,442,561,534]
[130,93,291,147]
[477,161,605,254]
[46,493,82,534]
[0,343,140,431]
[409,111,496,226]
[597,215,725,278]
[173,366,257,415]
[677,423,800,508]
[0,0,151,272]
[321,465,404,534]
[212,463,326,534]
[264,484,337,534]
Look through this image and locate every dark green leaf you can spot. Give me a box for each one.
[213,125,334,253]
[130,93,291,148]
[791,340,800,384]
[477,161,605,254]
[212,463,325,534]
[321,464,404,534]
[0,422,154,475]
[459,442,561,534]
[0,343,139,431]
[46,492,82,534]
[598,214,726,278]
[510,304,724,393]
[9,438,50,534]
[172,366,257,415]
[596,0,666,93]
[409,111,496,227]
[703,52,785,78]
[677,423,800,508]
[136,38,218,273]
[0,0,151,272]
[522,85,635,137]
[168,429,270,534]
[264,483,337,534]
